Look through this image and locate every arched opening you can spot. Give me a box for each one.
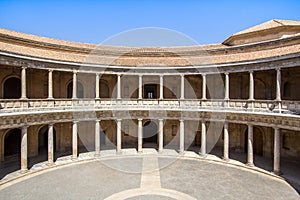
[67,81,84,98]
[143,121,158,148]
[283,82,291,99]
[144,84,157,99]
[100,81,109,98]
[244,127,263,156]
[38,125,56,158]
[3,77,21,99]
[2,128,21,179]
[4,129,21,158]
[254,79,267,100]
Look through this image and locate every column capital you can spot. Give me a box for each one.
[159,74,164,78]
[73,70,78,74]
[73,120,79,124]
[48,123,55,126]
[247,123,253,127]
[138,74,143,77]
[116,119,122,122]
[21,66,28,70]
[22,125,29,129]
[117,73,122,77]
[249,70,254,74]
[180,74,185,77]
[48,69,53,72]
[95,119,101,122]
[158,118,164,122]
[224,72,229,75]
[96,73,100,77]
[179,119,184,122]
[273,127,280,131]
[138,118,143,121]
[276,67,281,71]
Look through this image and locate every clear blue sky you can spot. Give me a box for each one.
[0,0,300,45]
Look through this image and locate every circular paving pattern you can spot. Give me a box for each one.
[0,155,298,200]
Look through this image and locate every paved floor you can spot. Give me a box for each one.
[0,153,299,200]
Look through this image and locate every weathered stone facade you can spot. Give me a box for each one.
[0,19,300,177]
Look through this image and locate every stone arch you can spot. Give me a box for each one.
[244,126,264,156]
[37,125,57,155]
[143,120,158,144]
[2,76,21,99]
[67,80,84,98]
[283,81,292,99]
[254,78,267,100]
[4,128,21,158]
[100,80,109,98]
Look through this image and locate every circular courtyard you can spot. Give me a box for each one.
[0,154,298,200]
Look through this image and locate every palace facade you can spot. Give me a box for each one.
[0,19,300,179]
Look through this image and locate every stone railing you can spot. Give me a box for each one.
[0,98,296,115]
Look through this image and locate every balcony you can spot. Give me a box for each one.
[0,99,299,115]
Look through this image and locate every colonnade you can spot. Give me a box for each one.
[17,119,282,175]
[18,67,282,101]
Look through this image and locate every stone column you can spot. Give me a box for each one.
[138,75,143,99]
[158,119,164,152]
[179,120,185,153]
[247,124,254,166]
[224,73,230,100]
[72,71,77,99]
[95,73,100,99]
[21,67,27,99]
[200,120,206,156]
[21,126,28,172]
[48,123,54,164]
[159,75,164,100]
[48,70,54,99]
[117,74,121,99]
[180,75,185,100]
[249,71,254,100]
[274,127,281,175]
[95,119,100,157]
[138,119,143,153]
[202,74,207,100]
[223,122,229,161]
[72,121,78,160]
[117,119,122,153]
[276,68,281,101]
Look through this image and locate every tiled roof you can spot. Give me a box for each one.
[233,19,300,36]
[0,19,300,67]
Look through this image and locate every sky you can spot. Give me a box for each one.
[0,0,300,46]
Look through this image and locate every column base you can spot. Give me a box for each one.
[199,153,207,158]
[20,168,28,174]
[71,156,78,161]
[47,161,55,166]
[273,170,282,175]
[178,150,185,155]
[137,150,143,154]
[222,157,230,162]
[246,162,255,167]
[94,153,101,158]
[47,97,54,100]
[116,150,122,155]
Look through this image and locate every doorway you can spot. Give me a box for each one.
[3,77,21,99]
[143,121,158,148]
[144,84,157,99]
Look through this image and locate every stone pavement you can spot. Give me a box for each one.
[0,149,299,200]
